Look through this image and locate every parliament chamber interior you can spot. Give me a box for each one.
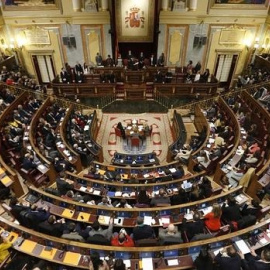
[1,0,270,269]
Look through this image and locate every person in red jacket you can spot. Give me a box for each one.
[111,229,134,247]
[204,203,222,232]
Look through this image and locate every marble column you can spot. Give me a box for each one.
[189,0,198,11]
[72,0,82,12]
[101,0,109,11]
[162,0,169,10]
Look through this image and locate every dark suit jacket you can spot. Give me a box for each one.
[215,252,242,270]
[38,220,65,237]
[133,225,155,241]
[242,256,270,270]
[184,220,204,240]
[221,204,242,222]
[56,177,74,195]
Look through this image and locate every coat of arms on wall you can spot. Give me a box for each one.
[125,7,145,28]
[116,0,154,42]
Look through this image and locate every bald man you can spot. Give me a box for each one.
[158,223,183,245]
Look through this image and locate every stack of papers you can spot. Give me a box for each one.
[142,258,153,270]
[169,168,176,173]
[234,239,250,254]
[143,216,153,225]
[201,206,212,215]
[159,217,170,226]
[98,215,110,225]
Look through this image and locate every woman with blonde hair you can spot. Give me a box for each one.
[204,203,222,232]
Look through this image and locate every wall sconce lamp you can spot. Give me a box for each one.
[0,37,26,52]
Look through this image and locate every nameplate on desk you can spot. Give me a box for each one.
[166,259,179,266]
[79,186,87,192]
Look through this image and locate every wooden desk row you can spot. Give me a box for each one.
[241,90,270,198]
[27,185,244,228]
[0,90,32,196]
[167,110,187,162]
[1,215,270,269]
[52,81,218,99]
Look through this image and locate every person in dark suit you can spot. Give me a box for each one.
[107,70,115,83]
[117,122,126,139]
[105,55,114,67]
[214,246,242,270]
[240,248,270,270]
[241,199,262,217]
[9,197,30,223]
[221,195,242,222]
[138,52,145,70]
[150,54,156,66]
[150,188,170,206]
[75,61,83,74]
[56,172,74,195]
[194,246,214,270]
[38,215,65,237]
[181,211,204,241]
[22,153,37,170]
[155,70,163,83]
[133,216,155,241]
[60,67,69,83]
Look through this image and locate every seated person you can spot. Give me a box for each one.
[22,153,37,170]
[150,188,170,206]
[215,246,242,270]
[115,199,132,208]
[221,195,242,222]
[170,187,189,205]
[199,177,212,198]
[171,165,185,179]
[0,235,12,263]
[56,171,74,196]
[158,223,183,245]
[88,218,114,241]
[135,189,150,207]
[195,150,211,171]
[174,144,192,162]
[241,199,262,217]
[61,222,85,242]
[38,215,65,237]
[98,196,113,207]
[133,216,155,241]
[111,228,134,247]
[204,203,222,232]
[240,247,270,270]
[244,150,260,166]
[182,211,205,241]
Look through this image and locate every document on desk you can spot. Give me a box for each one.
[234,239,250,254]
[144,216,153,226]
[142,258,153,270]
[123,260,131,268]
[201,206,213,215]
